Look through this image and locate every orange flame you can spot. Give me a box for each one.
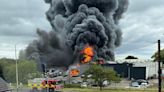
[70,69,80,77]
[81,45,94,64]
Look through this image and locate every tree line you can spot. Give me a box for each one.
[0,58,42,84]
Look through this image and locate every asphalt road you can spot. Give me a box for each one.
[12,88,30,92]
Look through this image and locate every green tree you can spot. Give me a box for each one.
[151,49,164,63]
[84,65,121,90]
[18,60,42,83]
[0,58,15,80]
[3,60,42,83]
[125,55,138,59]
[3,64,16,83]
[0,64,4,79]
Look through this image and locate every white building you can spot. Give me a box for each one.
[115,59,159,79]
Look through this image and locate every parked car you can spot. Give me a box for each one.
[130,79,149,88]
[131,81,141,88]
[81,82,87,88]
[102,80,109,87]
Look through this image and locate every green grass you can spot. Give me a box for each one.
[62,88,158,92]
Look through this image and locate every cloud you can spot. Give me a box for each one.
[0,0,164,59]
[0,17,51,37]
[0,0,51,37]
[0,42,28,58]
[116,1,164,59]
[0,0,51,58]
[0,18,36,37]
[128,0,164,13]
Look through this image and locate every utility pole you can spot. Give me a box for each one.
[158,40,161,92]
[15,44,19,92]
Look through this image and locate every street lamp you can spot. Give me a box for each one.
[15,44,19,92]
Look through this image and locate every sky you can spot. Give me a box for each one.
[0,0,164,59]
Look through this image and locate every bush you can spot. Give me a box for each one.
[64,84,81,88]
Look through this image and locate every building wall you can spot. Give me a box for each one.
[102,63,133,78]
[116,59,158,79]
[104,60,158,80]
[133,61,158,79]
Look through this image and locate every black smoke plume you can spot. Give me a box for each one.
[25,0,128,70]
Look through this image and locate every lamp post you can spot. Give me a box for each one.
[15,44,19,92]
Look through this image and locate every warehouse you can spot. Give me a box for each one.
[103,59,158,80]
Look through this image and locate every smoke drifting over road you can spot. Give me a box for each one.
[26,0,128,69]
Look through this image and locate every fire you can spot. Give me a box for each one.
[70,69,80,77]
[83,46,94,56]
[80,45,94,64]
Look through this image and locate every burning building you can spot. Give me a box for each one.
[25,0,129,72]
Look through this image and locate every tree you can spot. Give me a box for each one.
[18,60,42,83]
[3,60,42,83]
[125,55,138,59]
[151,49,164,63]
[0,64,4,79]
[84,65,121,90]
[0,58,15,80]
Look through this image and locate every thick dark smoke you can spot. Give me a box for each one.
[26,29,73,68]
[26,0,128,70]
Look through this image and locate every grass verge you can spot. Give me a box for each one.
[61,88,158,92]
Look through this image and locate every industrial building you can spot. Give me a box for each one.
[103,59,158,80]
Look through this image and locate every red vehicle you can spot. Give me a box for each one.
[41,79,63,92]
